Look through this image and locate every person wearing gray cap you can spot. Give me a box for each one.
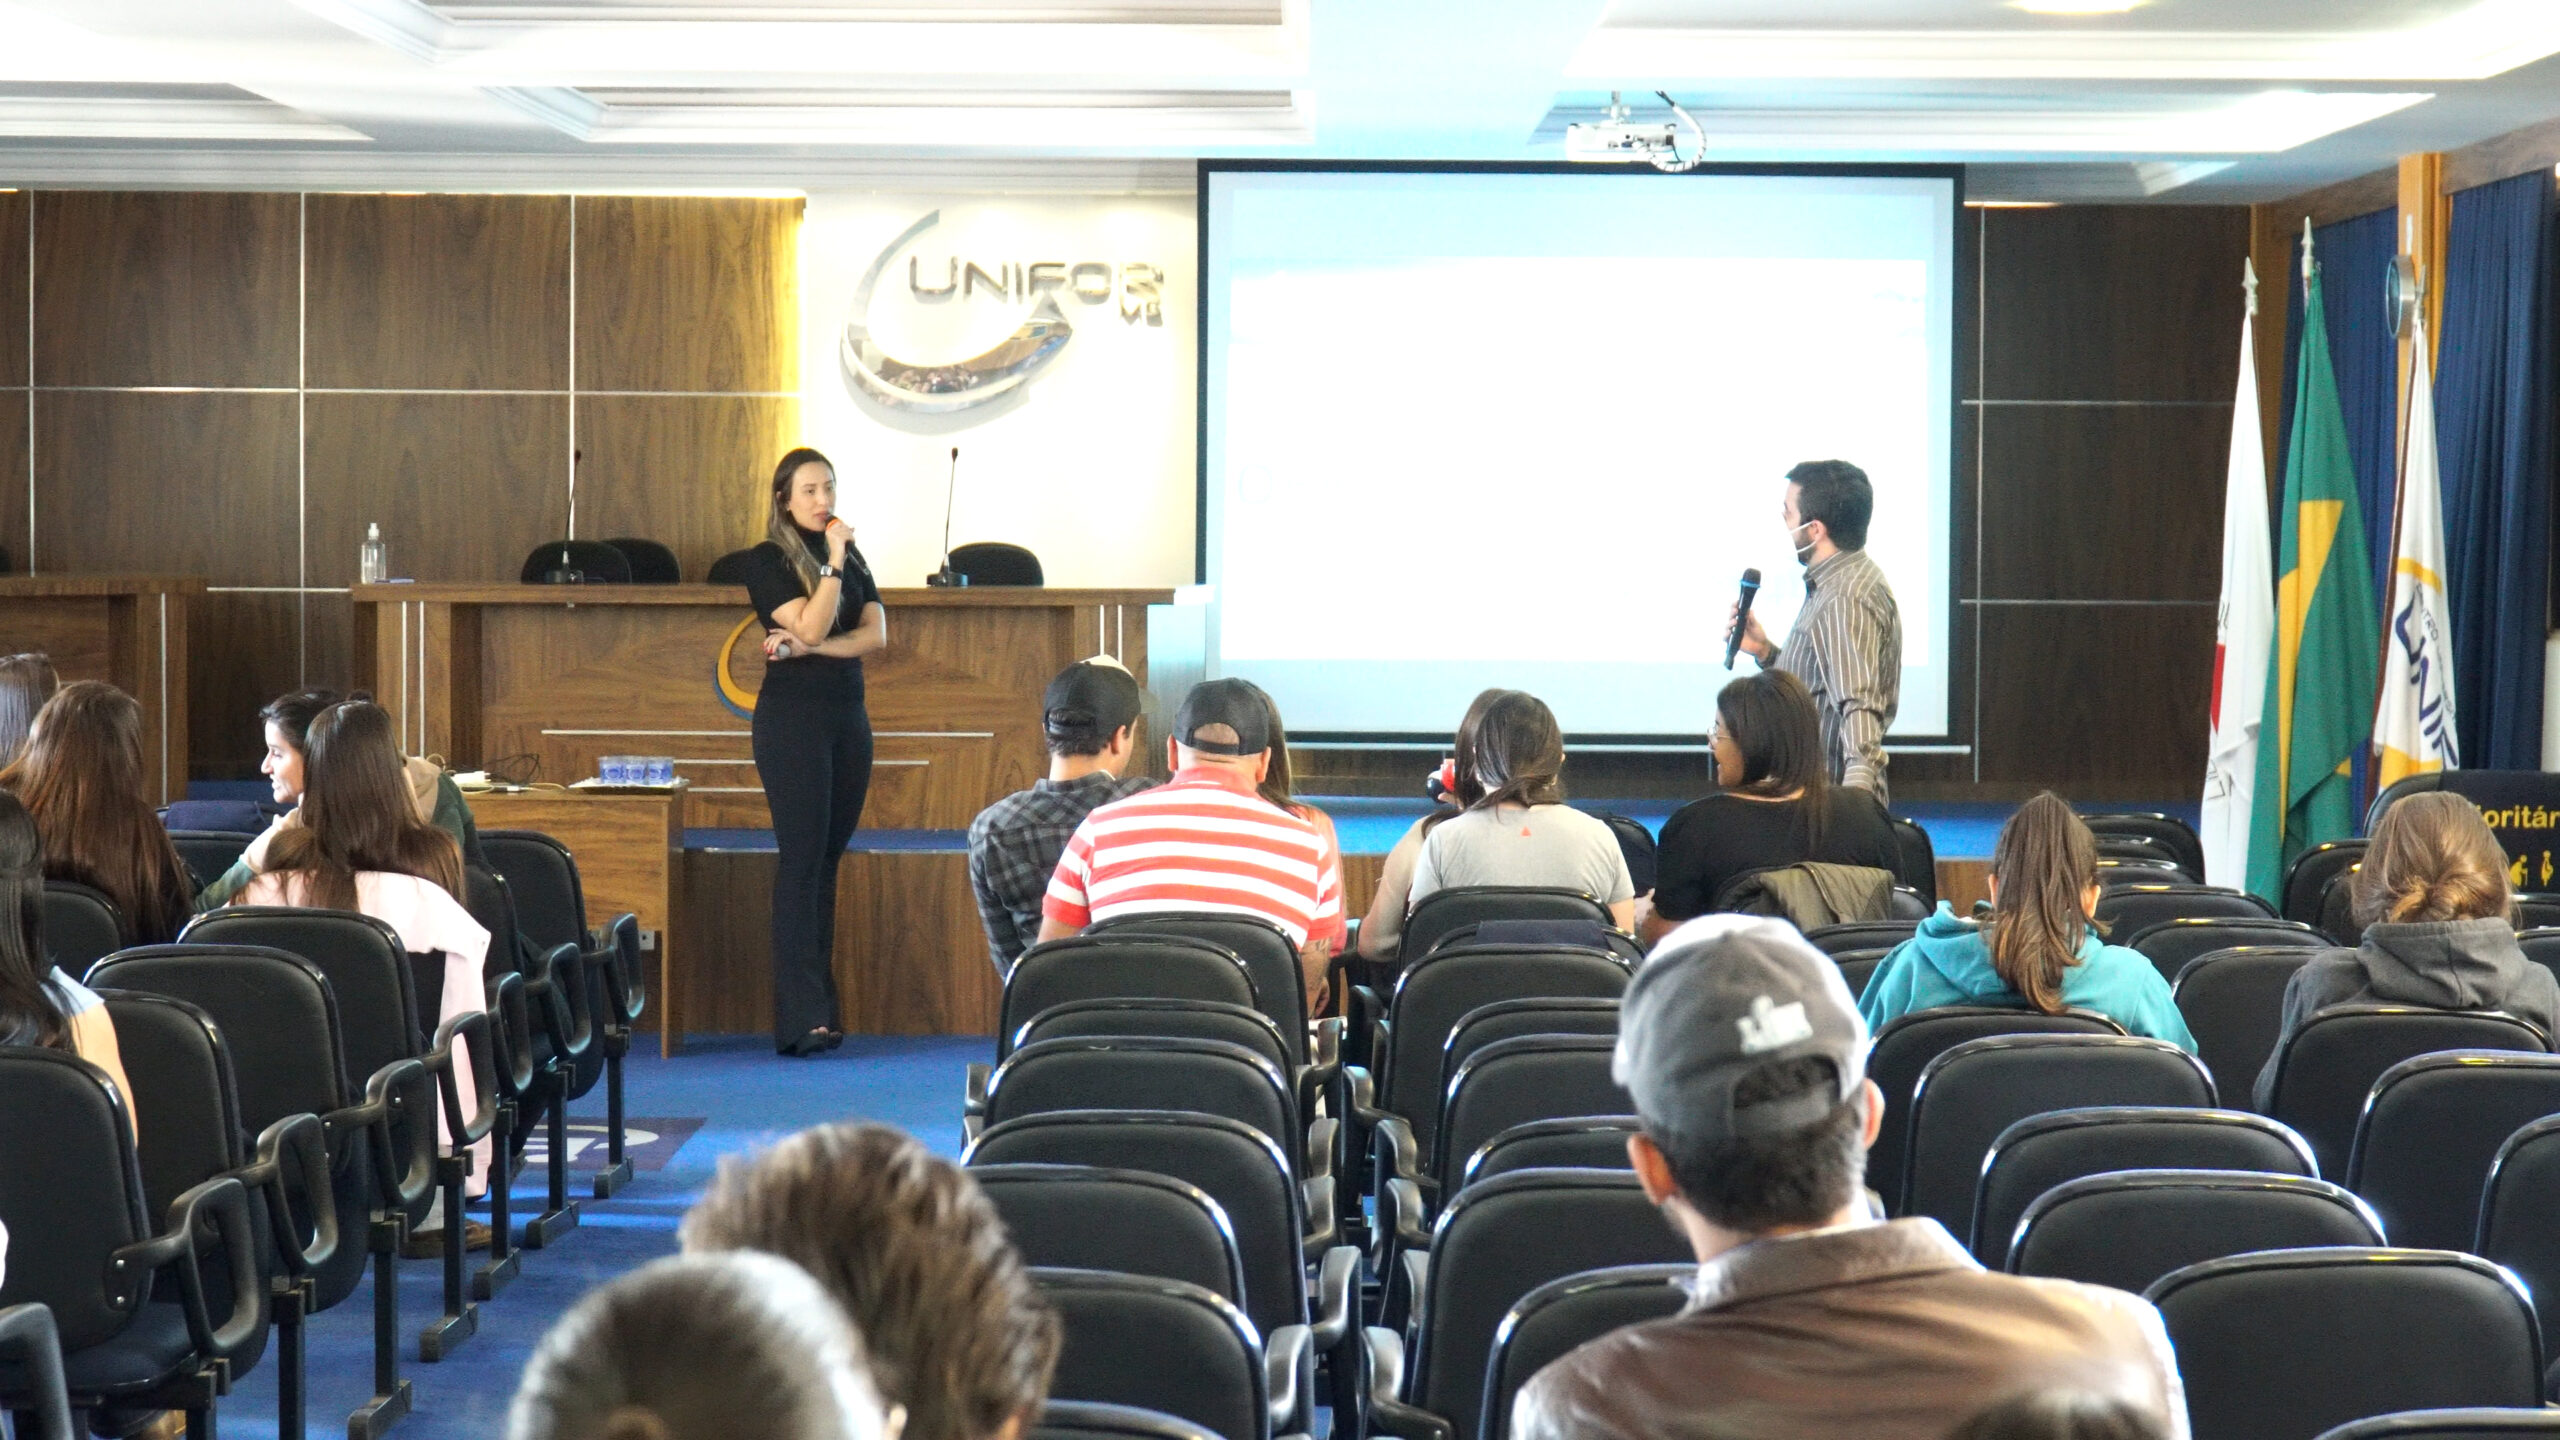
[1511,916,2190,1440]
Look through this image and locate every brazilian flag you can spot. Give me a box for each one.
[2246,252,2380,901]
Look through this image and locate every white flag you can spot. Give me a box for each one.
[2374,307,2459,789]
[2203,263,2274,890]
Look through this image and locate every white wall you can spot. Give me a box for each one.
[798,191,1198,589]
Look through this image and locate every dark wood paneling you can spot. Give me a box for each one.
[304,393,568,588]
[0,191,24,388]
[1978,404,2230,602]
[575,394,794,580]
[33,192,298,388]
[1983,206,2251,402]
[0,396,23,575]
[575,196,799,393]
[192,592,298,779]
[1975,603,2213,796]
[680,848,996,1038]
[32,391,297,585]
[305,592,352,695]
[306,194,570,391]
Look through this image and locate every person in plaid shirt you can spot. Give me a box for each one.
[967,657,1155,975]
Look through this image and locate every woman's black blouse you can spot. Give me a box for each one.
[740,526,882,653]
[1652,786,1903,920]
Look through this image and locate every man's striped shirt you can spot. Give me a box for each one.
[1043,768,1344,947]
[1776,545,1903,807]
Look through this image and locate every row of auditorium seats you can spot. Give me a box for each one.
[522,537,1047,586]
[0,831,642,1440]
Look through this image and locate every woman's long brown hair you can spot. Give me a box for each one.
[1985,792,2097,1015]
[0,789,66,1050]
[2353,790,2516,927]
[1716,668,1831,848]
[261,700,461,910]
[1423,688,1531,836]
[0,680,193,944]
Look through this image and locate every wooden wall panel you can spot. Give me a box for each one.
[575,394,793,580]
[305,194,570,391]
[575,196,799,393]
[1982,206,2252,403]
[1975,605,2213,795]
[191,593,299,776]
[0,191,23,389]
[1977,405,2229,602]
[0,398,23,576]
[304,393,569,588]
[33,192,298,388]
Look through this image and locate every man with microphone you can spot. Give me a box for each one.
[1727,459,1903,807]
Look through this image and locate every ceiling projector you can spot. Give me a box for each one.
[1564,91,1705,172]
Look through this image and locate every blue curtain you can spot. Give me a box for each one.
[2437,169,2556,770]
[2278,208,2400,600]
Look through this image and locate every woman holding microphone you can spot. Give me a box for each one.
[740,447,887,1056]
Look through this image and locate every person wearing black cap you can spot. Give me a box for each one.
[1038,678,1344,1012]
[1511,916,2189,1440]
[967,656,1156,975]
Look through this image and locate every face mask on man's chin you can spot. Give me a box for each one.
[1790,521,1819,566]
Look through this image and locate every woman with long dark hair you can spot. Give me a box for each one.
[738,448,887,1056]
[1404,690,1636,931]
[0,680,195,944]
[1357,688,1503,963]
[0,653,58,769]
[0,786,136,1119]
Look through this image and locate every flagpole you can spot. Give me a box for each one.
[2368,301,2420,813]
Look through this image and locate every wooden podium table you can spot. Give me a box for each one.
[0,575,202,804]
[350,583,1174,829]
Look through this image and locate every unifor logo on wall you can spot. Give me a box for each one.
[839,208,1165,422]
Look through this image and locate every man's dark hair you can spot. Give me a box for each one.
[1653,1055,1864,1231]
[1787,459,1873,552]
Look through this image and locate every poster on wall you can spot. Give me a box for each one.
[799,193,1196,591]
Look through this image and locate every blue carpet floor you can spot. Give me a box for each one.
[212,1035,990,1440]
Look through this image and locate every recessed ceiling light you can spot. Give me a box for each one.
[2012,0,2147,14]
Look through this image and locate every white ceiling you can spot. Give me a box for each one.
[0,0,2555,199]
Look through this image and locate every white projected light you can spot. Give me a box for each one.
[1200,167,1957,741]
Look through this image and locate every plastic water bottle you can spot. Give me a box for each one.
[359,523,388,585]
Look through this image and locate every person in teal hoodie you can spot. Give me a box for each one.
[1860,792,2195,1051]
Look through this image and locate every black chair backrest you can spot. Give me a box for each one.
[1973,1106,2317,1266]
[183,907,422,1095]
[2012,1172,2384,1295]
[1085,913,1308,1066]
[2095,834,2192,876]
[2347,1049,2560,1251]
[2094,857,2186,888]
[2322,870,2368,946]
[1460,1117,1639,1190]
[1401,887,1611,965]
[2284,840,2368,927]
[96,991,247,1225]
[1888,815,1938,904]
[1479,1265,1692,1440]
[2147,1247,2543,1440]
[1425,921,1643,965]
[984,1038,1296,1160]
[1590,813,1657,898]
[1409,1169,1691,1440]
[169,830,257,887]
[949,542,1045,586]
[1013,999,1291,1076]
[2172,946,2325,1105]
[1803,920,1918,955]
[1441,998,1620,1082]
[1838,955,1884,1003]
[479,829,590,952]
[1035,1269,1263,1440]
[42,880,128,972]
[2266,1007,2551,1179]
[1033,1401,1224,1440]
[520,539,632,584]
[1380,943,1630,1160]
[2125,916,2327,986]
[2094,884,2276,934]
[2312,1410,2560,1438]
[1000,937,1260,1059]
[0,1048,152,1349]
[2081,812,2206,879]
[1903,1034,2216,1231]
[2478,1116,2560,1342]
[1435,1036,1630,1193]
[2518,894,2560,931]
[602,537,680,584]
[967,1110,1306,1337]
[705,548,759,585]
[1864,1006,2127,1214]
[2514,928,2560,993]
[973,1165,1246,1314]
[0,1302,73,1440]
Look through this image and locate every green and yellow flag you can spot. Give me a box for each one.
[2246,242,2380,901]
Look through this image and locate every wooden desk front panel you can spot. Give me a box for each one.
[0,589,190,804]
[680,848,999,1037]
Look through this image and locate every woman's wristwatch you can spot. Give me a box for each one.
[818,562,838,579]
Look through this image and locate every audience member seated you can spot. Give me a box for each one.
[1405,689,1636,932]
[199,687,483,908]
[0,680,195,944]
[0,787,136,1122]
[1238,678,1350,968]
[0,652,56,770]
[507,1250,901,1440]
[236,698,493,1247]
[680,1122,1057,1440]
[968,658,1157,977]
[1945,1391,2168,1440]
[1039,678,1344,1013]
[1642,669,1900,946]
[1358,689,1500,964]
[1861,794,2194,1050]
[2252,791,2560,1110]
[1510,917,2188,1440]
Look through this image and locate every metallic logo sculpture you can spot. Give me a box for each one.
[840,209,1072,415]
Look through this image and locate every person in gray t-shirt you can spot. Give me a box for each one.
[1406,690,1636,931]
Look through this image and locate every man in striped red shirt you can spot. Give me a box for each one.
[1040,678,1343,1007]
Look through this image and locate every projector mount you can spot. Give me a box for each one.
[1564,90,1707,172]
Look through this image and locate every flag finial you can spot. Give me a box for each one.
[2244,256,2260,318]
[2302,216,2315,283]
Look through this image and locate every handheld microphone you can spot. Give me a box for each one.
[1723,567,1763,670]
[927,445,963,586]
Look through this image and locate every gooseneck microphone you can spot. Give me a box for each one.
[927,446,962,586]
[1724,567,1763,670]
